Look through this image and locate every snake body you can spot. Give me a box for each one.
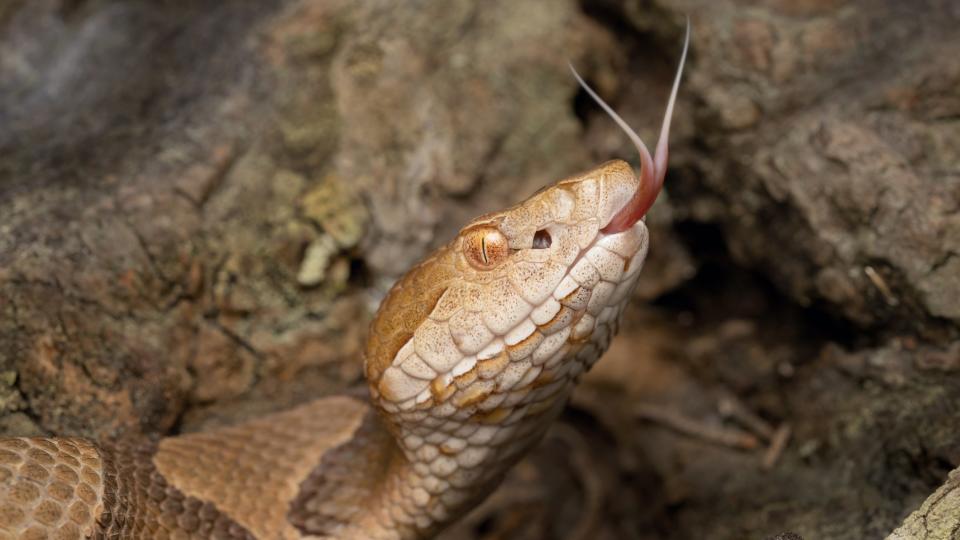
[0,27,689,540]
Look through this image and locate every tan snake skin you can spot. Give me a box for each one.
[0,27,690,540]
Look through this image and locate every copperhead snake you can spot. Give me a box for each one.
[0,25,690,540]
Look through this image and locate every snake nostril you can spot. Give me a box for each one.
[532,229,552,249]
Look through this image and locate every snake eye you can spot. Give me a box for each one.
[462,226,509,269]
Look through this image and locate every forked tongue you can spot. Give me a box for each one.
[569,19,690,234]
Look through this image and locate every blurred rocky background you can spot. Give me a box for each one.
[0,1,957,538]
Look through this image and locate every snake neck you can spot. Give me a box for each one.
[342,388,574,539]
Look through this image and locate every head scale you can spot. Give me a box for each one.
[361,20,690,533]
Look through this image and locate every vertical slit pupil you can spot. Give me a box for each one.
[533,230,552,249]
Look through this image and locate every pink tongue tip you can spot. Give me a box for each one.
[570,19,690,235]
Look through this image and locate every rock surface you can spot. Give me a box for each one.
[0,1,956,539]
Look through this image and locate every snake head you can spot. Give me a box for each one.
[369,156,651,410]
